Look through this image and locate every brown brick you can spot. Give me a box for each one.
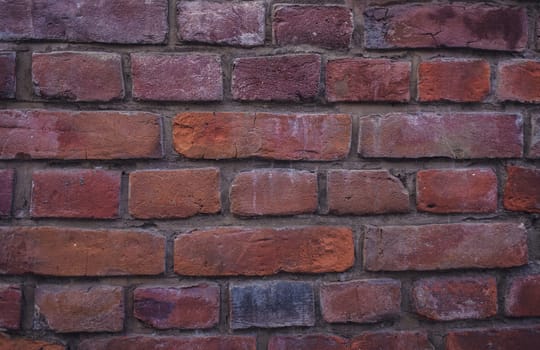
[0,226,165,276]
[351,331,433,350]
[0,335,64,350]
[446,326,540,350]
[0,284,21,330]
[0,110,162,160]
[417,168,497,213]
[129,169,221,219]
[174,226,354,276]
[504,166,540,213]
[0,52,15,99]
[269,334,348,350]
[0,169,14,217]
[31,169,120,219]
[505,275,540,317]
[364,223,528,271]
[230,169,317,216]
[173,112,351,161]
[326,58,410,102]
[530,114,540,158]
[497,60,540,103]
[320,279,401,324]
[79,336,256,350]
[134,284,219,329]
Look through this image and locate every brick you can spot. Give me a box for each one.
[418,59,490,102]
[504,166,540,213]
[173,112,351,161]
[31,169,120,219]
[416,168,497,213]
[412,277,497,321]
[133,284,219,329]
[359,113,523,159]
[131,53,222,101]
[0,335,64,350]
[0,52,15,99]
[232,54,321,101]
[497,60,540,103]
[326,58,410,102]
[273,5,353,49]
[32,52,124,102]
[351,331,433,350]
[327,170,409,215]
[446,326,540,350]
[505,275,540,317]
[364,223,528,271]
[269,334,348,350]
[35,285,123,333]
[79,336,256,350]
[321,279,400,324]
[0,110,162,160]
[0,226,165,276]
[530,114,540,158]
[0,284,21,330]
[0,169,14,217]
[230,169,317,216]
[0,0,167,44]
[365,3,527,51]
[174,226,353,276]
[178,1,265,47]
[230,281,314,329]
[129,169,221,219]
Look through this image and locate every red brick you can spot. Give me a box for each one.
[174,112,351,161]
[418,59,490,102]
[273,5,353,49]
[0,335,64,350]
[35,285,123,333]
[0,284,21,330]
[359,113,523,159]
[31,169,120,219]
[269,334,348,350]
[505,275,540,317]
[0,226,165,276]
[364,223,528,271]
[320,279,401,323]
[504,166,540,213]
[0,169,14,217]
[530,114,540,158]
[232,54,321,101]
[131,53,222,101]
[412,277,497,321]
[0,110,162,160]
[351,331,433,350]
[497,60,540,103]
[327,170,409,215]
[0,52,15,99]
[129,169,221,219]
[417,168,497,213]
[446,326,540,350]
[230,169,317,216]
[133,284,219,329]
[32,52,124,102]
[79,336,256,350]
[365,4,527,51]
[178,1,265,47]
[174,226,354,276]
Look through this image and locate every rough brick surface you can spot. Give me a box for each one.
[128,169,221,219]
[0,226,165,276]
[0,52,15,99]
[174,226,354,276]
[79,336,256,350]
[269,334,348,350]
[497,60,540,103]
[504,166,540,213]
[320,279,401,323]
[0,169,14,217]
[0,284,21,330]
[230,169,317,216]
[446,326,540,350]
[350,331,433,350]
[0,335,64,350]
[505,275,540,317]
[530,114,540,158]
[173,112,351,161]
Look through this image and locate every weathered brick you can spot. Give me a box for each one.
[0,226,165,276]
[364,223,528,271]
[530,114,540,158]
[0,335,64,350]
[174,226,353,276]
[35,285,123,333]
[129,169,221,219]
[173,112,351,161]
[0,52,15,99]
[446,326,540,350]
[269,334,348,350]
[416,168,497,213]
[505,275,540,317]
[412,277,497,321]
[79,336,256,350]
[504,166,540,213]
[133,284,219,329]
[359,113,523,159]
[365,3,527,51]
[31,169,120,219]
[326,58,410,102]
[351,331,433,350]
[327,170,409,215]
[273,5,353,49]
[0,110,162,160]
[178,1,265,47]
[497,60,540,103]
[0,284,21,330]
[32,52,124,102]
[418,59,490,102]
[131,53,222,101]
[230,169,317,216]
[232,54,321,101]
[230,281,314,329]
[0,169,14,217]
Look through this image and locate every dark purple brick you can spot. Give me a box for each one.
[0,169,14,217]
[0,52,15,98]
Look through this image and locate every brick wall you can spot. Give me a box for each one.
[1,0,539,349]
